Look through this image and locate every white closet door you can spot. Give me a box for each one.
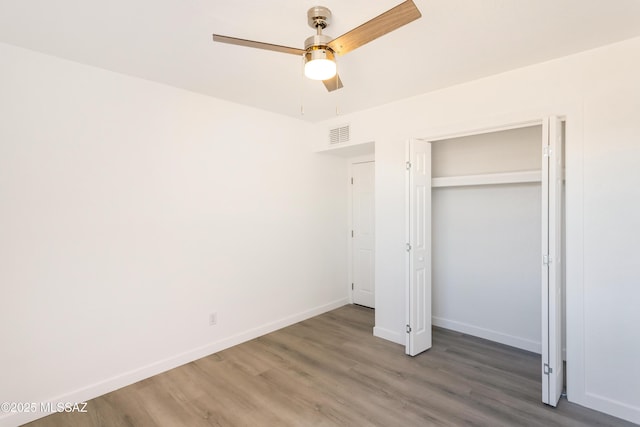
[352,161,375,308]
[541,117,564,406]
[406,139,432,356]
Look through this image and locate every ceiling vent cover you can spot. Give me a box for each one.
[329,124,350,144]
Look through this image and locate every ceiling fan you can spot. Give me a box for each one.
[212,0,421,92]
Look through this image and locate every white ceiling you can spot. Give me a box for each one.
[1,1,640,122]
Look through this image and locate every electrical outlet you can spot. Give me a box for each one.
[209,312,217,326]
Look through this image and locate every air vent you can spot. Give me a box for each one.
[329,124,350,145]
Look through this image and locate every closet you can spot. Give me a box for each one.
[431,125,543,353]
[406,118,565,406]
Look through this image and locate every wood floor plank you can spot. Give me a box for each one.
[23,305,634,427]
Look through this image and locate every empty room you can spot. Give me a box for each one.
[1,1,639,426]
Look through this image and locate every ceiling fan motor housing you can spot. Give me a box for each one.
[305,34,331,50]
[304,33,335,66]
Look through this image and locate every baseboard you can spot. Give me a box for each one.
[0,298,349,427]
[570,392,640,425]
[432,316,541,354]
[373,326,405,345]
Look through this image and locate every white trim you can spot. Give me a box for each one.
[432,316,542,354]
[431,170,542,188]
[416,113,546,144]
[0,298,349,427]
[581,393,640,425]
[348,160,355,304]
[564,108,585,407]
[373,326,405,345]
[316,140,375,157]
[350,154,375,164]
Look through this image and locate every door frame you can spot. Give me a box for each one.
[406,114,566,404]
[348,154,375,304]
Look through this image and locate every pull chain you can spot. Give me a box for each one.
[334,60,340,116]
[300,55,305,116]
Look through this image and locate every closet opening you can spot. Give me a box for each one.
[431,125,543,355]
[405,118,565,406]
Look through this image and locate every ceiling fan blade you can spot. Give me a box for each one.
[328,0,421,56]
[323,74,344,92]
[212,34,305,56]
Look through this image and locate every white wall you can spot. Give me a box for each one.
[0,43,348,426]
[433,183,542,352]
[431,126,541,176]
[317,36,640,424]
[431,126,542,353]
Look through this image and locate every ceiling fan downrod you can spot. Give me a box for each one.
[305,6,333,50]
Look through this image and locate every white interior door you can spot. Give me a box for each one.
[406,139,432,356]
[541,116,564,406]
[352,161,375,308]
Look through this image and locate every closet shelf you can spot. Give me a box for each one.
[432,170,541,188]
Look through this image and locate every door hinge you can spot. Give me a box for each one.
[406,324,412,333]
[406,243,412,252]
[351,283,354,290]
[543,254,552,266]
[543,146,552,158]
[544,363,553,375]
[406,161,411,170]
[351,230,354,238]
[351,177,353,185]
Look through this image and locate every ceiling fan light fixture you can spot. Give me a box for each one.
[304,48,336,80]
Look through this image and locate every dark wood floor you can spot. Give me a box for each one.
[25,305,633,427]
